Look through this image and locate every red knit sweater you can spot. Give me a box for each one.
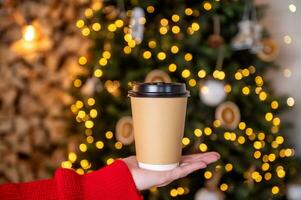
[0,160,143,200]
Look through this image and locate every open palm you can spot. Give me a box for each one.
[123,152,220,191]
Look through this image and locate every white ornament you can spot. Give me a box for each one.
[81,77,102,96]
[215,101,241,130]
[129,7,145,44]
[194,188,224,200]
[250,23,263,53]
[200,79,226,106]
[231,20,253,50]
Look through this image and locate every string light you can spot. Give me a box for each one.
[157,52,166,60]
[238,122,246,130]
[188,79,197,87]
[115,19,124,28]
[76,20,85,28]
[170,189,178,197]
[170,45,179,54]
[79,143,87,152]
[225,163,233,172]
[191,22,200,31]
[204,171,212,179]
[198,69,206,78]
[194,128,202,137]
[235,72,243,80]
[168,63,177,72]
[237,136,245,144]
[159,27,168,35]
[87,98,95,106]
[204,127,212,135]
[84,8,94,18]
[283,35,292,44]
[184,53,193,61]
[172,14,180,22]
[287,97,295,106]
[96,141,104,149]
[242,86,250,95]
[185,8,193,16]
[148,40,157,48]
[259,91,267,101]
[61,161,72,169]
[289,4,297,13]
[81,27,91,36]
[78,56,87,65]
[220,183,228,191]
[123,46,132,54]
[182,137,190,145]
[106,158,114,165]
[105,131,113,139]
[146,6,155,13]
[199,143,208,152]
[74,79,82,87]
[92,23,101,31]
[271,101,279,109]
[271,186,279,195]
[171,26,180,34]
[182,69,191,78]
[143,51,152,59]
[22,25,37,42]
[283,68,292,78]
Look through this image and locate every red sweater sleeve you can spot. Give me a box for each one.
[0,160,143,200]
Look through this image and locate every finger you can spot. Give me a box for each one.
[171,161,208,180]
[181,152,220,163]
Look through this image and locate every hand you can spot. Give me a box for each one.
[122,152,220,191]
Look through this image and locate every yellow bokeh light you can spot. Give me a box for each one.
[61,161,72,169]
[242,69,250,77]
[77,110,86,118]
[287,97,295,107]
[170,189,178,197]
[237,136,245,144]
[276,136,284,144]
[96,141,104,149]
[146,6,155,13]
[194,128,202,137]
[78,56,87,65]
[108,24,117,32]
[268,153,276,162]
[86,136,94,143]
[271,101,279,109]
[182,137,190,145]
[238,122,246,130]
[188,79,197,87]
[185,8,193,16]
[184,53,193,61]
[75,100,84,109]
[74,79,82,88]
[204,171,212,179]
[85,120,94,128]
[258,132,265,141]
[172,26,180,34]
[79,143,87,152]
[242,86,250,95]
[90,109,98,118]
[76,19,85,28]
[224,84,232,93]
[271,186,279,195]
[204,127,212,135]
[261,163,270,172]
[224,132,231,140]
[264,172,272,181]
[265,112,273,121]
[81,27,90,36]
[157,52,166,60]
[254,141,262,149]
[80,159,90,169]
[171,45,179,54]
[87,98,95,106]
[182,69,191,78]
[225,163,233,172]
[107,158,114,165]
[123,46,132,54]
[245,128,253,136]
[191,22,200,31]
[68,152,77,162]
[84,8,93,18]
[199,143,208,152]
[94,69,103,77]
[273,117,281,126]
[160,18,168,26]
[124,34,132,42]
[285,149,293,157]
[143,51,152,59]
[103,51,111,59]
[115,141,123,149]
[198,69,206,78]
[148,40,157,48]
[128,40,136,48]
[254,151,261,159]
[168,63,177,72]
[92,23,101,31]
[255,76,264,86]
[203,2,212,11]
[159,26,168,35]
[172,14,180,22]
[105,131,113,139]
[220,183,228,191]
[213,119,221,127]
[99,58,108,66]
[177,187,184,195]
[259,91,267,101]
[115,19,124,28]
[235,72,243,80]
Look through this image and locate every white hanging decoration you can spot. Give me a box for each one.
[231,19,253,50]
[129,7,145,44]
[81,77,103,96]
[215,101,241,130]
[194,188,224,200]
[199,79,226,106]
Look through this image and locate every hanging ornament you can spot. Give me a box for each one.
[145,69,171,83]
[199,79,226,106]
[215,101,240,130]
[129,7,145,44]
[250,23,263,53]
[115,116,134,145]
[81,77,103,96]
[208,15,224,48]
[194,188,224,200]
[231,19,253,50]
[257,38,279,62]
[103,5,120,20]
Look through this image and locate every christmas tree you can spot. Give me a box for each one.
[63,0,297,199]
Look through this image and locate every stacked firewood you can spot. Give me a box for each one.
[0,0,91,183]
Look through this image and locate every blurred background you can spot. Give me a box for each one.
[0,0,300,199]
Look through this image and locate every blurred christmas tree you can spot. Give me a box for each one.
[63,0,297,199]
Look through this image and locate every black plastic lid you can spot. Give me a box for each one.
[128,82,190,97]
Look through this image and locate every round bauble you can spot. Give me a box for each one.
[145,69,171,83]
[215,101,240,130]
[199,79,226,106]
[115,116,134,145]
[194,188,224,200]
[257,38,279,62]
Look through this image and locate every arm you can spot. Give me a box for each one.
[0,160,142,200]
